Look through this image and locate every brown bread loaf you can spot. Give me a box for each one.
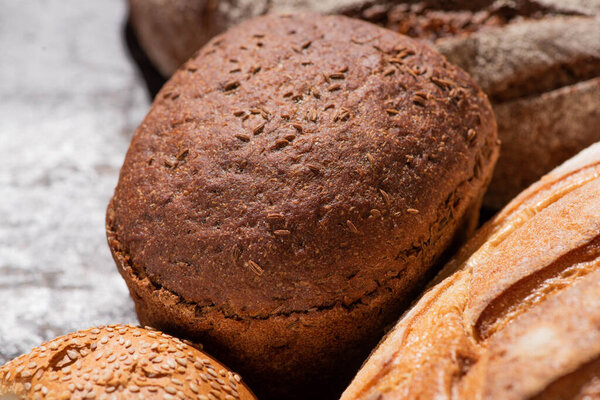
[341,141,600,400]
[128,0,600,210]
[107,13,498,399]
[436,15,600,208]
[0,324,256,400]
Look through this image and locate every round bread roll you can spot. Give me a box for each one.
[0,324,256,400]
[341,141,600,399]
[107,13,498,399]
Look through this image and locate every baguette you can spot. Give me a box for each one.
[342,141,600,399]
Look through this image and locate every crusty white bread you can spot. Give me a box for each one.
[342,141,600,400]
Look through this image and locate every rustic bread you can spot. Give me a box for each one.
[129,0,600,211]
[0,324,255,400]
[107,13,498,399]
[341,141,600,400]
[437,15,600,208]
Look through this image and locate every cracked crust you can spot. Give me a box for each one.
[341,142,600,400]
[0,324,256,400]
[108,14,498,399]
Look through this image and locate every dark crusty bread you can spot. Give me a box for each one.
[129,0,600,77]
[341,141,600,400]
[129,0,600,211]
[437,15,600,208]
[107,13,498,399]
[0,324,256,400]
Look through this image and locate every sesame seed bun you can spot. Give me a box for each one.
[0,324,256,400]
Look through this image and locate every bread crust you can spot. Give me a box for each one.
[437,15,600,208]
[341,141,600,400]
[108,13,498,399]
[0,324,256,400]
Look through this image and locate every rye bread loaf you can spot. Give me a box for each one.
[128,0,600,210]
[107,13,498,399]
[436,15,600,208]
[0,324,256,400]
[341,141,600,400]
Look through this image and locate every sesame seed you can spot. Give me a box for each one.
[171,378,183,386]
[407,208,419,214]
[165,386,177,394]
[329,72,345,80]
[291,123,303,132]
[175,358,187,367]
[385,109,398,115]
[274,230,291,236]
[66,350,79,360]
